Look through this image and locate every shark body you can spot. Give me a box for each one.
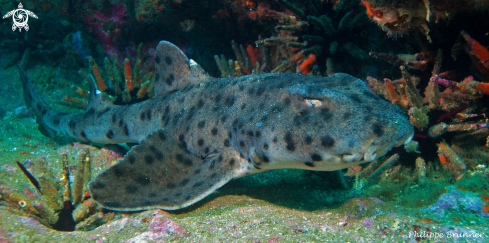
[19,41,414,211]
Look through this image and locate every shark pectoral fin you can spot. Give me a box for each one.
[153,41,211,97]
[88,129,238,211]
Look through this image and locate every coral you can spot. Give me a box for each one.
[60,43,155,109]
[361,0,489,41]
[0,150,113,231]
[214,0,413,78]
[422,186,489,218]
[82,3,126,54]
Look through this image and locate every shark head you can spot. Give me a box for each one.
[236,73,414,172]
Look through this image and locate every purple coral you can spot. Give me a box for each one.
[422,186,489,218]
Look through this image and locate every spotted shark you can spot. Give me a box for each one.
[18,41,414,211]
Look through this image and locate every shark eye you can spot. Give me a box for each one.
[304,98,323,108]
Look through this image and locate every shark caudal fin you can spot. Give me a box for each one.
[17,64,57,137]
[153,41,211,96]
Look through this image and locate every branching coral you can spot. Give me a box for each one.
[361,0,489,42]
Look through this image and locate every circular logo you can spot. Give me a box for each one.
[13,9,28,27]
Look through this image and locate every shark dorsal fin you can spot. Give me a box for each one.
[153,41,211,96]
[86,74,113,112]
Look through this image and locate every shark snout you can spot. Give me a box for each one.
[363,129,414,162]
[342,128,414,163]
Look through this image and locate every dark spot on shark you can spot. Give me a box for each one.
[225,96,235,107]
[198,139,204,146]
[229,158,235,166]
[127,155,135,164]
[125,185,138,194]
[305,162,315,167]
[256,86,265,96]
[215,94,221,102]
[68,120,76,130]
[211,127,218,136]
[123,124,129,136]
[80,131,88,141]
[246,131,254,137]
[221,115,227,123]
[178,134,187,149]
[41,109,47,116]
[166,74,174,85]
[204,147,209,154]
[284,98,291,106]
[239,141,245,147]
[305,135,312,145]
[136,176,151,185]
[193,181,203,188]
[271,105,283,113]
[97,107,111,118]
[197,99,204,109]
[158,131,166,140]
[194,169,201,174]
[311,154,322,161]
[363,114,372,122]
[372,122,384,136]
[113,166,124,177]
[146,110,152,120]
[240,104,246,110]
[84,108,96,118]
[273,137,277,143]
[343,112,352,119]
[186,107,196,121]
[349,94,361,103]
[198,121,206,128]
[180,179,189,186]
[263,143,269,150]
[140,111,146,121]
[118,119,124,127]
[90,182,105,189]
[263,155,270,162]
[255,131,261,138]
[106,130,114,139]
[321,135,335,147]
[165,56,172,65]
[320,108,333,120]
[284,132,295,151]
[144,155,154,164]
[224,139,230,147]
[162,115,170,127]
[248,88,255,95]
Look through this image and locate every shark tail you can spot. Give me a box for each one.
[17,64,57,137]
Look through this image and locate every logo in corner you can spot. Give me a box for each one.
[2,3,38,32]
